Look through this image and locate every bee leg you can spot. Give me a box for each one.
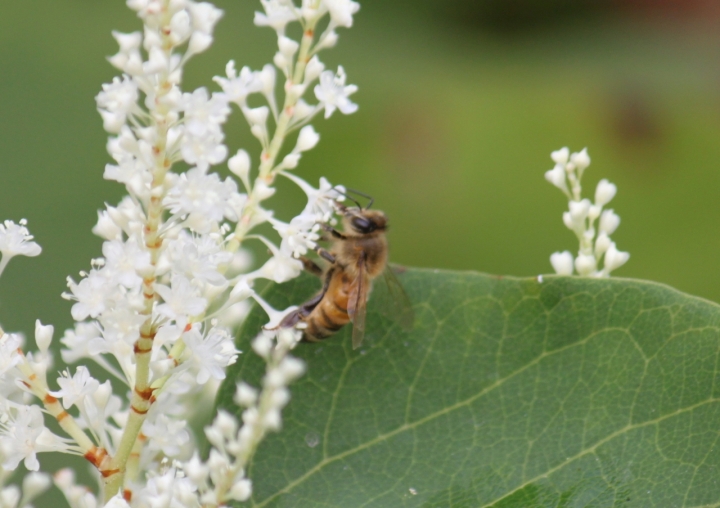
[279,309,302,328]
[314,246,336,264]
[321,224,347,240]
[299,256,323,277]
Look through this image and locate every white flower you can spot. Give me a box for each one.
[182,327,239,384]
[60,322,100,364]
[314,66,358,119]
[271,215,321,258]
[155,275,208,321]
[213,61,263,107]
[65,270,115,321]
[182,88,230,137]
[254,0,298,33]
[164,168,241,233]
[52,366,100,410]
[142,414,190,457]
[166,231,232,287]
[251,247,303,284]
[102,238,152,288]
[0,405,69,471]
[322,0,360,28]
[282,174,344,222]
[96,75,139,133]
[0,220,41,259]
[188,2,224,34]
[549,251,574,276]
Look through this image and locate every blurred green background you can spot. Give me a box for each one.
[1,0,720,500]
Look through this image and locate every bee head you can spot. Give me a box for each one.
[344,209,387,234]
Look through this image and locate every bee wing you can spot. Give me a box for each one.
[348,253,369,350]
[376,264,414,332]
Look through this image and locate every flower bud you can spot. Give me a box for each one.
[229,278,253,301]
[253,181,276,201]
[599,209,620,235]
[188,31,213,54]
[34,320,53,353]
[544,165,567,191]
[229,479,252,502]
[562,212,573,230]
[93,380,113,410]
[273,52,288,70]
[594,232,611,257]
[277,36,299,57]
[570,148,591,171]
[92,211,122,241]
[304,56,325,83]
[316,30,338,50]
[550,251,574,275]
[214,410,238,438]
[184,454,209,486]
[112,31,142,52]
[252,333,273,359]
[278,356,305,382]
[551,147,570,166]
[234,382,258,407]
[294,99,314,120]
[228,149,251,179]
[263,408,282,431]
[595,179,617,207]
[281,153,301,169]
[170,10,191,42]
[569,199,591,222]
[245,106,269,126]
[604,242,630,273]
[0,487,20,508]
[22,472,51,503]
[295,125,320,152]
[259,64,276,96]
[574,254,597,276]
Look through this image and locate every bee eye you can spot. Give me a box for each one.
[351,217,375,233]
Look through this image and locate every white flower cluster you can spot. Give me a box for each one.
[545,147,630,277]
[0,0,359,506]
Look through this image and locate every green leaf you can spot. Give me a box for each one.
[216,268,720,507]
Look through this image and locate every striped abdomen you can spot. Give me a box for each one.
[303,271,353,341]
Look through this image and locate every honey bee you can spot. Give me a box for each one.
[280,191,413,349]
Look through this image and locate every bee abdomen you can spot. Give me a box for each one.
[303,298,351,342]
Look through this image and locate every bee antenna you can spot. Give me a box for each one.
[344,188,375,209]
[332,187,364,209]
